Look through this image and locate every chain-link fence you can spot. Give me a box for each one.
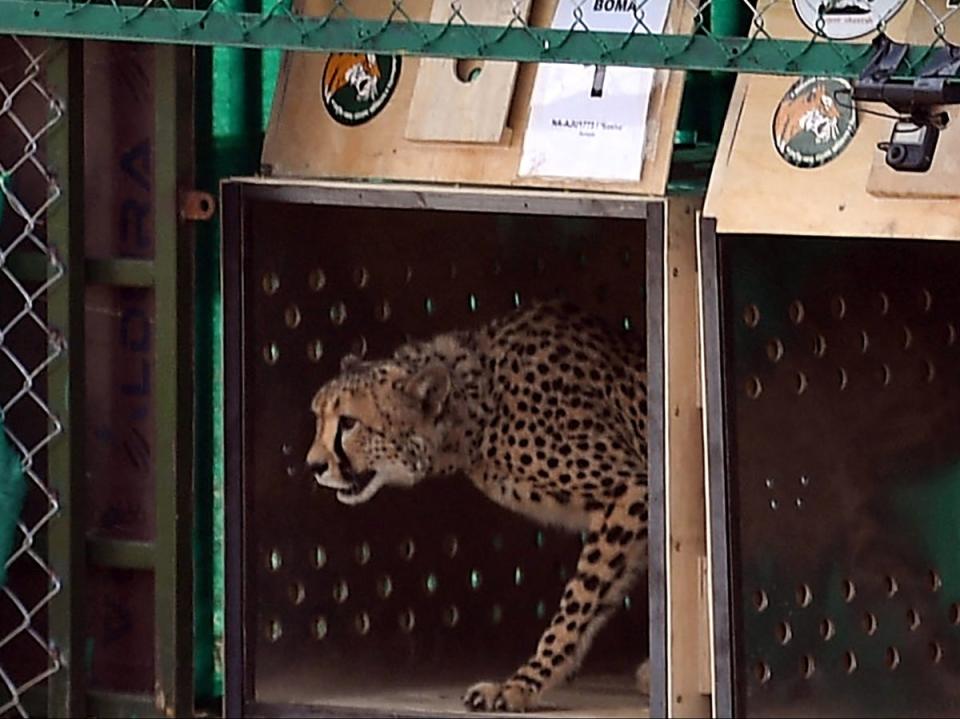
[0,0,956,78]
[0,35,66,719]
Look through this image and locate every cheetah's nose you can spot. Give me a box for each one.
[307,461,329,475]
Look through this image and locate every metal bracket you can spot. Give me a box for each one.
[179,190,216,221]
[853,34,960,171]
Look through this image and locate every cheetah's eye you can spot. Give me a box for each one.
[339,416,358,431]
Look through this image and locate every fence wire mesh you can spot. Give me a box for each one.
[0,35,65,719]
[0,0,957,78]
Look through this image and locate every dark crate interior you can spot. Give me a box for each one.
[713,233,960,718]
[228,187,658,715]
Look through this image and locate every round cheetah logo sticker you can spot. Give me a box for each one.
[321,52,401,127]
[772,77,858,168]
[793,0,906,39]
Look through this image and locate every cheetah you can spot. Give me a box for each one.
[306,300,650,712]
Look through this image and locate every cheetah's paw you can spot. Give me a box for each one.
[463,679,538,712]
[635,659,651,696]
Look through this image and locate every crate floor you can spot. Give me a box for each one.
[252,673,649,718]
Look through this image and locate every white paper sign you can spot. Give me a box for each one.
[518,0,670,182]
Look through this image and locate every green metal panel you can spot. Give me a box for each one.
[44,39,86,719]
[152,42,195,717]
[0,2,941,78]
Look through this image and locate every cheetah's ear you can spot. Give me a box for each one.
[404,363,451,418]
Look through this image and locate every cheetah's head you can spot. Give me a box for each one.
[305,355,453,505]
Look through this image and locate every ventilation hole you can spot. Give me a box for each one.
[442,535,459,558]
[425,573,439,595]
[312,616,328,640]
[831,296,847,319]
[355,542,371,565]
[400,538,416,561]
[862,611,878,636]
[284,304,301,329]
[622,316,633,332]
[843,579,856,603]
[766,338,784,363]
[266,618,282,642]
[470,569,482,590]
[267,549,282,572]
[795,371,809,395]
[399,609,416,633]
[800,654,815,679]
[332,579,349,604]
[443,605,460,627]
[753,661,771,684]
[878,363,892,387]
[746,376,763,399]
[930,640,944,664]
[950,603,960,624]
[930,570,943,592]
[288,581,306,606]
[377,575,393,599]
[286,465,296,478]
[512,291,522,308]
[860,330,870,354]
[468,294,479,313]
[425,297,436,316]
[623,595,633,610]
[355,612,371,635]
[491,604,503,624]
[281,443,293,456]
[262,272,280,295]
[947,322,957,347]
[920,288,933,313]
[535,531,546,549]
[908,608,921,631]
[877,291,890,316]
[514,567,524,586]
[838,367,848,390]
[753,590,769,612]
[844,650,858,674]
[375,299,392,322]
[800,475,810,487]
[404,266,414,284]
[352,266,370,288]
[795,497,804,509]
[307,339,324,363]
[262,342,280,366]
[308,268,326,292]
[789,300,805,325]
[902,325,913,350]
[329,302,347,326]
[622,248,632,265]
[764,477,775,489]
[770,499,779,510]
[492,534,504,551]
[813,333,827,358]
[776,621,793,645]
[312,546,327,569]
[743,304,761,328]
[886,646,901,670]
[925,359,936,383]
[536,600,547,620]
[820,618,836,641]
[886,576,899,597]
[351,335,368,358]
[796,583,813,608]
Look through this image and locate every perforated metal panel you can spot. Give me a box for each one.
[703,228,960,718]
[222,182,666,717]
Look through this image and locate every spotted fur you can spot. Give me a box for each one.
[306,300,649,712]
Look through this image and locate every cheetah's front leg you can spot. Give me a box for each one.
[463,491,648,712]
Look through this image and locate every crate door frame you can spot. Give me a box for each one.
[221,179,667,717]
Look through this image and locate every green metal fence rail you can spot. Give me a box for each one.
[0,0,956,78]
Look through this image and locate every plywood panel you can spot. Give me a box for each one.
[406,0,532,143]
[703,0,960,239]
[261,0,695,196]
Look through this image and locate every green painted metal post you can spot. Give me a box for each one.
[44,39,86,719]
[153,42,195,717]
